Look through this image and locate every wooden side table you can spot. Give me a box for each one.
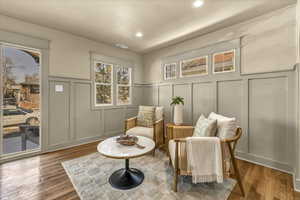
[165,123,193,154]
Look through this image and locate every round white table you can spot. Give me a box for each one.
[97,136,155,190]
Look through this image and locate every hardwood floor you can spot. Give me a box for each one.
[0,142,299,200]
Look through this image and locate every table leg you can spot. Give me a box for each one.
[109,159,144,190]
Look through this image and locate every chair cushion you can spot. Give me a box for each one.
[208,112,237,139]
[155,106,164,121]
[126,126,154,139]
[193,114,217,137]
[137,106,155,127]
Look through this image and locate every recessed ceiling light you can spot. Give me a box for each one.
[135,32,143,37]
[193,0,204,8]
[115,43,128,49]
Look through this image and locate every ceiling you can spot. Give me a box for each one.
[0,0,296,53]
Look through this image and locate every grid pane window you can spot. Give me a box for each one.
[94,62,113,105]
[117,67,131,105]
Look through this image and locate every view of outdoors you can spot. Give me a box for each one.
[213,50,235,73]
[117,67,131,104]
[95,62,113,105]
[94,63,131,105]
[2,45,41,154]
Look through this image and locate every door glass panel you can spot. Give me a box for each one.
[2,45,41,154]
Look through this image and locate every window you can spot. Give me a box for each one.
[117,67,131,105]
[164,63,177,80]
[213,49,235,74]
[94,62,113,106]
[180,56,208,77]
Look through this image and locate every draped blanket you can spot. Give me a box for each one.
[186,137,223,183]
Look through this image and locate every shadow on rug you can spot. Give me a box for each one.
[62,151,236,200]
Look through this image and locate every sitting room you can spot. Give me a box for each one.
[0,0,300,199]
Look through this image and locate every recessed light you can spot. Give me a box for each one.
[135,32,143,37]
[115,43,128,49]
[193,0,204,8]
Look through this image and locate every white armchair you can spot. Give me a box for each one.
[125,106,164,152]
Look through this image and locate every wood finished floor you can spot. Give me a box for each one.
[0,142,299,200]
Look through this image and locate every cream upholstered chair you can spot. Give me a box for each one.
[125,106,164,152]
[168,126,245,196]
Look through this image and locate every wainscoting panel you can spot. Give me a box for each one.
[74,83,103,141]
[158,85,173,123]
[217,80,246,152]
[46,77,144,152]
[132,86,144,106]
[103,108,126,136]
[48,81,70,146]
[249,77,289,165]
[141,68,296,173]
[192,82,216,124]
[143,86,159,106]
[173,84,192,124]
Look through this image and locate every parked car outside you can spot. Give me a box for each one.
[3,106,40,128]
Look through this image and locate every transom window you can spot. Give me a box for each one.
[93,61,132,107]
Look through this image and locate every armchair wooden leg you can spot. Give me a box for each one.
[227,143,245,197]
[173,170,178,192]
[152,148,155,156]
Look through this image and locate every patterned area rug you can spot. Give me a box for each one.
[62,151,236,200]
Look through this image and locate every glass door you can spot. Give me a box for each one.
[1,43,41,155]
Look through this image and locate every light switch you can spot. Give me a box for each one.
[55,84,64,92]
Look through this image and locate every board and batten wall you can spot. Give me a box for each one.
[47,76,144,152]
[141,5,298,181]
[140,69,297,173]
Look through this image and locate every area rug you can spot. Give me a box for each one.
[62,151,236,200]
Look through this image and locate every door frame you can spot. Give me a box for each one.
[0,29,49,162]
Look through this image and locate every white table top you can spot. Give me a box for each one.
[97,136,155,159]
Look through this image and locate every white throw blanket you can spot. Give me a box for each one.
[186,137,223,183]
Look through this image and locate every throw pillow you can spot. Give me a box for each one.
[155,106,164,121]
[208,112,237,139]
[137,106,155,127]
[193,114,217,137]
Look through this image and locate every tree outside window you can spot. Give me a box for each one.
[94,62,113,105]
[117,67,131,105]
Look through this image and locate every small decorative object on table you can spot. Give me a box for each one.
[171,96,184,125]
[116,135,145,149]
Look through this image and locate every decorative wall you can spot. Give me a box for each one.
[141,68,297,173]
[47,76,143,151]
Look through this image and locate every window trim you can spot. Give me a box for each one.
[116,67,132,106]
[94,61,114,107]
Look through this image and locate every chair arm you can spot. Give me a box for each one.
[153,119,164,146]
[125,117,137,132]
[173,138,187,143]
[172,126,194,139]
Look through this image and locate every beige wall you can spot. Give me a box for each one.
[0,15,143,83]
[143,5,296,83]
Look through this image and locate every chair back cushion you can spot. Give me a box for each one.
[155,106,164,121]
[193,114,217,137]
[208,112,237,139]
[137,106,155,127]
